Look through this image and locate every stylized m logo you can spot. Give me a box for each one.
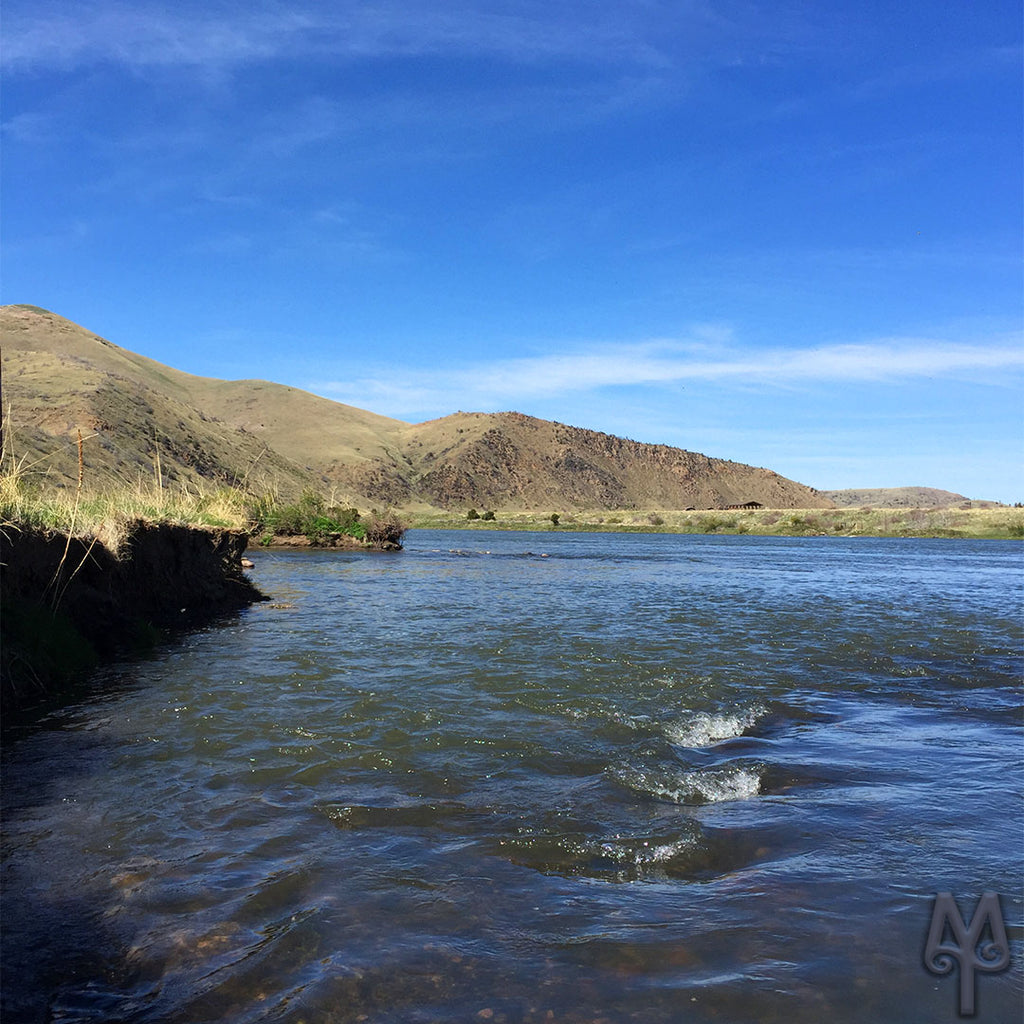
[923,892,1010,1016]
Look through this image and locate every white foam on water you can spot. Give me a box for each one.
[593,834,696,867]
[555,703,648,732]
[500,824,705,878]
[615,764,763,805]
[664,705,765,747]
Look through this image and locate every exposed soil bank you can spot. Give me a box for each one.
[1,521,266,716]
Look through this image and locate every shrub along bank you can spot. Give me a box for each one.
[251,490,407,549]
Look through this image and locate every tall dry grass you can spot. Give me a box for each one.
[0,416,254,543]
[0,419,408,550]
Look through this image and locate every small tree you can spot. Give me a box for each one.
[550,513,560,526]
[467,508,480,520]
[482,510,495,521]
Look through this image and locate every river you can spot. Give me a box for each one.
[2,530,1022,1022]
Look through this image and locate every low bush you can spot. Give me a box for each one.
[786,514,814,533]
[363,510,408,549]
[698,514,725,533]
[255,489,366,543]
[262,489,321,536]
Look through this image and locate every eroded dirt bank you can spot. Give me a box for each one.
[1,521,265,715]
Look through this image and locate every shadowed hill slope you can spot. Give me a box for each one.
[2,305,831,510]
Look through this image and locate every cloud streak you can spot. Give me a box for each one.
[2,0,684,74]
[313,334,1024,418]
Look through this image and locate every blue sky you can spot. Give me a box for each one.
[2,0,1021,501]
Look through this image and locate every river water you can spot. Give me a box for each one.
[2,530,1022,1023]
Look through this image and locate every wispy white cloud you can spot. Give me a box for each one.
[0,110,56,144]
[3,2,299,71]
[1,0,686,74]
[1,3,705,211]
[1,218,92,257]
[313,333,1024,418]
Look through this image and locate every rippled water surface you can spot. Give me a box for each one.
[3,531,1022,1022]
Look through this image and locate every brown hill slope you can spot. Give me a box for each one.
[399,411,830,510]
[1,345,310,494]
[1,305,406,498]
[1,305,831,510]
[823,487,1000,509]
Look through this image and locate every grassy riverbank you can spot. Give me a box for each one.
[409,505,1024,539]
[1,484,251,536]
[0,517,263,717]
[0,476,407,550]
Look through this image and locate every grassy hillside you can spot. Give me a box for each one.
[1,305,408,503]
[2,305,838,512]
[2,346,311,495]
[822,486,1001,509]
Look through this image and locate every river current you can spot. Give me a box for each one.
[2,530,1022,1022]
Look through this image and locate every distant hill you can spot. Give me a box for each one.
[1,305,831,511]
[822,487,1001,509]
[395,410,830,511]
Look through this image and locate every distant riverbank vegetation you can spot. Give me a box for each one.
[412,506,1024,540]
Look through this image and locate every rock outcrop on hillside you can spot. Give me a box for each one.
[397,411,829,510]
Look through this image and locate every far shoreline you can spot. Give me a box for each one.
[403,506,1024,541]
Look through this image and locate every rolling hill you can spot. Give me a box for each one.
[1,304,832,511]
[821,487,1000,509]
